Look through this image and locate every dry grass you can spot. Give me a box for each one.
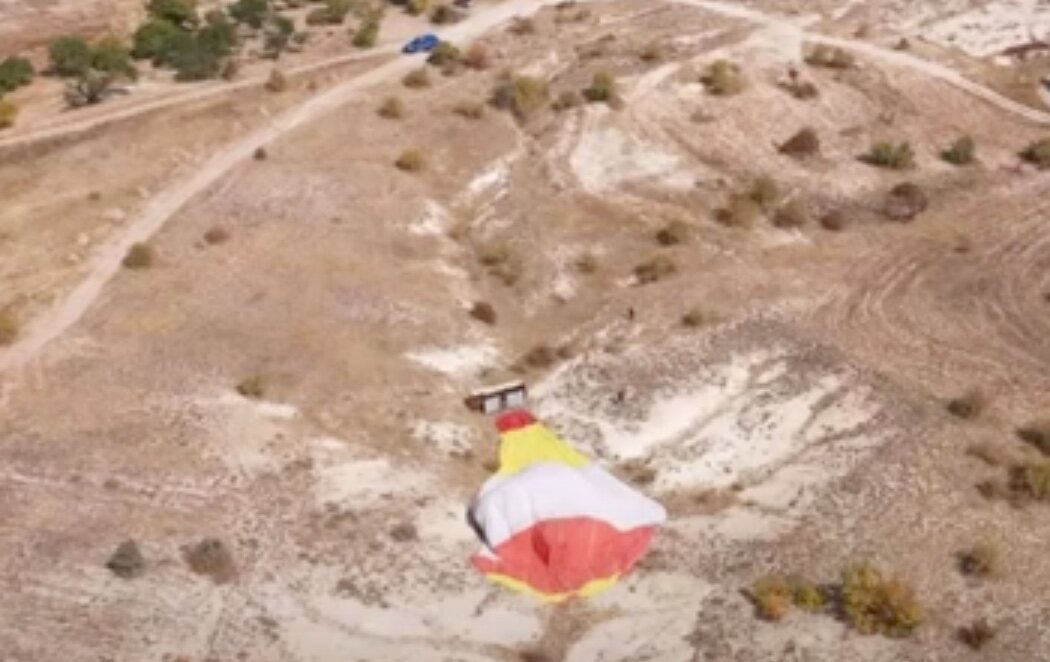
[552,89,582,111]
[582,70,617,104]
[820,210,846,231]
[1020,137,1050,169]
[203,227,230,245]
[701,59,745,95]
[491,75,548,120]
[957,619,996,650]
[957,542,1000,578]
[122,243,154,269]
[574,252,599,274]
[941,136,976,165]
[462,43,489,70]
[452,101,485,119]
[378,96,403,119]
[1016,421,1050,455]
[617,459,657,486]
[508,17,535,35]
[805,44,855,68]
[236,375,265,399]
[715,195,761,228]
[395,149,425,172]
[264,68,287,92]
[840,563,923,638]
[884,182,928,222]
[634,256,676,284]
[1008,461,1050,501]
[655,220,689,246]
[402,68,431,88]
[478,243,522,286]
[389,522,418,542]
[0,310,18,346]
[183,539,237,584]
[861,141,914,169]
[106,540,145,579]
[639,42,662,62]
[749,176,780,212]
[681,309,705,328]
[749,576,793,621]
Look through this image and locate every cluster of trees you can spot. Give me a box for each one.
[0,57,34,128]
[132,0,248,81]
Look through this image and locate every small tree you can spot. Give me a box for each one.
[263,14,295,58]
[0,99,17,129]
[582,70,616,104]
[1020,137,1050,169]
[353,18,380,48]
[147,0,199,27]
[229,0,270,28]
[0,57,34,94]
[92,37,137,79]
[132,19,183,62]
[198,11,238,57]
[64,71,116,107]
[941,136,975,165]
[49,36,93,77]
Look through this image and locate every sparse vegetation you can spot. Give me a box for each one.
[478,243,522,285]
[748,176,780,212]
[582,70,617,104]
[49,36,93,77]
[462,43,489,70]
[946,390,985,420]
[389,522,418,542]
[749,576,793,621]
[452,101,485,119]
[773,197,808,228]
[957,619,996,650]
[406,0,429,16]
[681,309,705,328]
[618,459,657,486]
[634,256,676,284]
[430,4,462,24]
[957,543,1000,578]
[941,136,975,166]
[306,0,351,25]
[793,581,825,612]
[523,344,558,369]
[148,0,199,27]
[183,538,237,584]
[491,75,548,120]
[1008,461,1050,501]
[0,57,34,95]
[820,210,846,232]
[574,252,598,274]
[203,227,230,244]
[469,302,497,325]
[91,37,137,79]
[655,220,688,246]
[0,99,18,129]
[805,44,855,69]
[701,59,745,96]
[264,68,287,92]
[1017,421,1050,456]
[884,182,927,222]
[552,90,581,111]
[106,540,145,579]
[427,41,461,67]
[639,42,662,62]
[395,149,425,172]
[860,141,914,169]
[378,96,404,119]
[714,195,761,228]
[508,17,536,35]
[840,563,923,638]
[236,375,265,398]
[352,16,381,48]
[402,68,430,88]
[122,242,155,269]
[779,127,820,158]
[1020,138,1050,169]
[0,310,18,345]
[253,146,268,160]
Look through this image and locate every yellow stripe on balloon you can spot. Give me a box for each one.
[483,572,621,602]
[497,423,589,476]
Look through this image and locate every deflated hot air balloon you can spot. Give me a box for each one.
[468,409,667,602]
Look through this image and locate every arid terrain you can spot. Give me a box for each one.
[2,0,1050,660]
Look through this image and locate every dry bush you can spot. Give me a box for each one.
[552,89,581,111]
[395,149,425,172]
[884,182,928,222]
[701,59,745,95]
[402,68,430,88]
[634,256,676,284]
[264,68,287,92]
[582,70,617,104]
[122,243,154,269]
[779,127,820,158]
[966,442,1010,467]
[1017,421,1050,455]
[508,17,535,35]
[389,522,418,542]
[946,390,985,420]
[840,563,923,638]
[639,42,662,62]
[957,619,996,650]
[524,344,558,369]
[794,581,826,612]
[618,459,657,486]
[1020,138,1050,168]
[183,538,237,584]
[253,146,268,160]
[681,309,705,328]
[749,176,780,212]
[941,136,975,165]
[452,101,485,119]
[574,252,598,274]
[236,375,265,398]
[426,40,460,67]
[820,210,846,231]
[805,44,855,68]
[106,539,145,579]
[469,301,497,325]
[203,227,230,245]
[773,197,808,228]
[861,141,914,169]
[1008,462,1050,501]
[957,543,1000,578]
[462,43,488,70]
[478,243,522,285]
[714,195,761,228]
[491,75,548,120]
[378,95,403,119]
[0,310,18,346]
[655,220,689,246]
[430,4,462,24]
[749,576,792,621]
[0,99,18,129]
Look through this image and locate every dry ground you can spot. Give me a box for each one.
[2,0,1050,661]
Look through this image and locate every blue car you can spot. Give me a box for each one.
[403,33,440,54]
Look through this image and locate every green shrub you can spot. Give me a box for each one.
[395,148,424,171]
[198,11,238,56]
[0,310,18,345]
[0,99,17,129]
[941,136,975,165]
[229,0,270,28]
[0,57,34,94]
[749,176,780,212]
[171,38,223,80]
[263,14,294,58]
[402,68,430,88]
[378,95,403,118]
[491,75,548,120]
[805,44,854,68]
[147,0,199,26]
[701,59,745,95]
[92,37,137,79]
[956,543,1000,578]
[860,141,914,169]
[1020,138,1050,169]
[122,242,155,269]
[793,581,825,612]
[714,194,761,228]
[426,41,460,67]
[132,19,183,61]
[748,577,792,621]
[353,18,380,48]
[582,70,616,103]
[840,563,922,638]
[49,36,93,77]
